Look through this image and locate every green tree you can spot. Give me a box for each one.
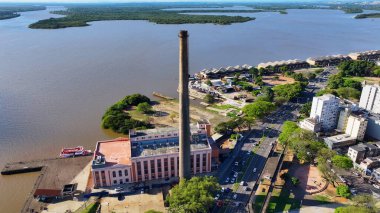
[328,73,344,89]
[316,88,338,97]
[343,79,362,90]
[204,94,215,104]
[300,102,312,117]
[338,60,375,77]
[332,155,353,170]
[373,67,380,76]
[307,72,317,80]
[317,148,336,164]
[336,87,361,100]
[336,185,350,198]
[261,86,274,101]
[291,177,300,186]
[273,82,304,100]
[145,210,163,213]
[166,176,221,213]
[278,121,299,146]
[274,96,288,106]
[137,102,153,114]
[242,101,275,119]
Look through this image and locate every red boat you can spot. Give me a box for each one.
[60,146,91,158]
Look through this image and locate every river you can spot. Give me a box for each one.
[0,6,379,211]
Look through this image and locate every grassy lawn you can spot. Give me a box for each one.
[129,109,149,121]
[211,104,239,110]
[266,187,301,213]
[344,76,380,83]
[78,202,99,213]
[313,194,332,204]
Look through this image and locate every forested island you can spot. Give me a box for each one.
[355,13,380,19]
[29,6,257,29]
[0,5,45,20]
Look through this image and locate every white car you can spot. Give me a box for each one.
[253,168,257,173]
[373,184,380,189]
[214,194,220,200]
[221,187,225,193]
[115,187,123,192]
[233,194,237,199]
[225,177,230,183]
[234,172,238,178]
[240,181,245,186]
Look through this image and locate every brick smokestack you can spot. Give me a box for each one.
[178,30,191,180]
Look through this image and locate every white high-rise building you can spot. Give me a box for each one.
[345,115,368,141]
[310,94,340,131]
[359,84,380,114]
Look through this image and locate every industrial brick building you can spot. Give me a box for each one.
[91,121,212,187]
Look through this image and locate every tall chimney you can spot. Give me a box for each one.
[178,30,191,180]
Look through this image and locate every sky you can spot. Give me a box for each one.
[0,0,362,4]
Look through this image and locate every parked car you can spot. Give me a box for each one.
[234,162,239,166]
[225,177,230,183]
[231,178,235,183]
[234,172,238,178]
[233,194,237,199]
[373,184,380,189]
[115,187,123,192]
[240,181,245,186]
[214,194,220,200]
[221,187,225,193]
[253,168,257,173]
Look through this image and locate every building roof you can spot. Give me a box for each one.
[349,144,368,152]
[325,134,356,144]
[306,54,350,62]
[34,189,61,197]
[93,137,132,167]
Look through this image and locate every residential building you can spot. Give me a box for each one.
[366,114,380,140]
[257,59,309,72]
[299,118,321,132]
[348,50,380,61]
[324,134,356,149]
[306,55,351,67]
[310,94,340,131]
[348,143,380,163]
[91,122,212,187]
[337,107,351,132]
[345,115,368,141]
[359,84,380,114]
[358,157,380,173]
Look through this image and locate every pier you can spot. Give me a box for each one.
[2,156,92,213]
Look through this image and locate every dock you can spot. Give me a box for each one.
[2,156,92,213]
[152,91,175,100]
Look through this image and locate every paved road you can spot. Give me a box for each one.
[212,67,336,213]
[212,104,299,213]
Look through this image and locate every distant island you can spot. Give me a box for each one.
[0,6,46,20]
[355,13,380,19]
[29,6,258,29]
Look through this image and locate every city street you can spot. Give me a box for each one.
[213,67,334,213]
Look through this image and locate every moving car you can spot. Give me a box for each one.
[253,168,257,173]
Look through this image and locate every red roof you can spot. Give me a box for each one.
[34,189,61,197]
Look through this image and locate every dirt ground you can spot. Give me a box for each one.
[292,164,326,194]
[151,100,228,129]
[262,74,295,86]
[100,188,166,213]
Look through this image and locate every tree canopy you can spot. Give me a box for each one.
[242,101,275,119]
[166,176,221,213]
[338,60,376,77]
[273,82,305,100]
[278,121,299,146]
[332,155,353,170]
[137,102,153,114]
[336,185,350,198]
[101,94,152,134]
